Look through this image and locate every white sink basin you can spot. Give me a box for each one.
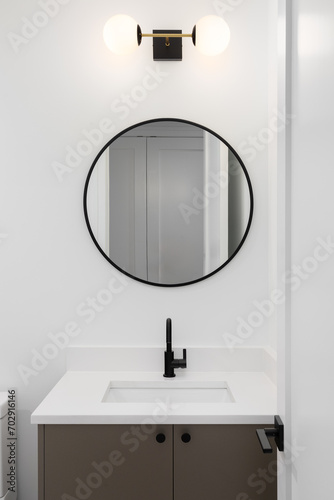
[102,380,234,404]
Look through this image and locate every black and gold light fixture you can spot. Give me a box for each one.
[103,15,230,60]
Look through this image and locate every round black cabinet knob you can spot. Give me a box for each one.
[156,433,166,443]
[181,433,191,443]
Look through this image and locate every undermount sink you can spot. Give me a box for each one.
[102,380,234,404]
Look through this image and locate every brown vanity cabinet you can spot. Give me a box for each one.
[174,425,277,500]
[38,424,277,500]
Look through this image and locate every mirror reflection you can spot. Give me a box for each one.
[84,119,253,286]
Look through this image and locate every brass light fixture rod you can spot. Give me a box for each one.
[141,33,192,38]
[142,33,192,47]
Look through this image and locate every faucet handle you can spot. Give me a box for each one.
[182,349,187,367]
[172,349,187,369]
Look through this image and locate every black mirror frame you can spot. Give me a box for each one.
[83,117,254,287]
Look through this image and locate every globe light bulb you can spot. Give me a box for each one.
[103,14,139,55]
[194,15,230,56]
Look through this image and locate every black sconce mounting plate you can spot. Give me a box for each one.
[153,30,182,61]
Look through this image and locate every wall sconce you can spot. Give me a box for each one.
[103,14,230,60]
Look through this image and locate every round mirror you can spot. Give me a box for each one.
[84,118,253,287]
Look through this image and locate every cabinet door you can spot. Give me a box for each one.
[43,425,173,500]
[174,425,277,500]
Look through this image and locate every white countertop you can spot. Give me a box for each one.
[31,369,276,425]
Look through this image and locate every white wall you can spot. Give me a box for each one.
[290,0,334,498]
[0,0,273,498]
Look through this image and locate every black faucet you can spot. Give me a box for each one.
[163,318,187,377]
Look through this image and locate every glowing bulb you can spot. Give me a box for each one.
[194,15,230,56]
[103,14,140,55]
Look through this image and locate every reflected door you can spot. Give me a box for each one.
[147,137,204,284]
[107,137,147,281]
[108,136,207,284]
